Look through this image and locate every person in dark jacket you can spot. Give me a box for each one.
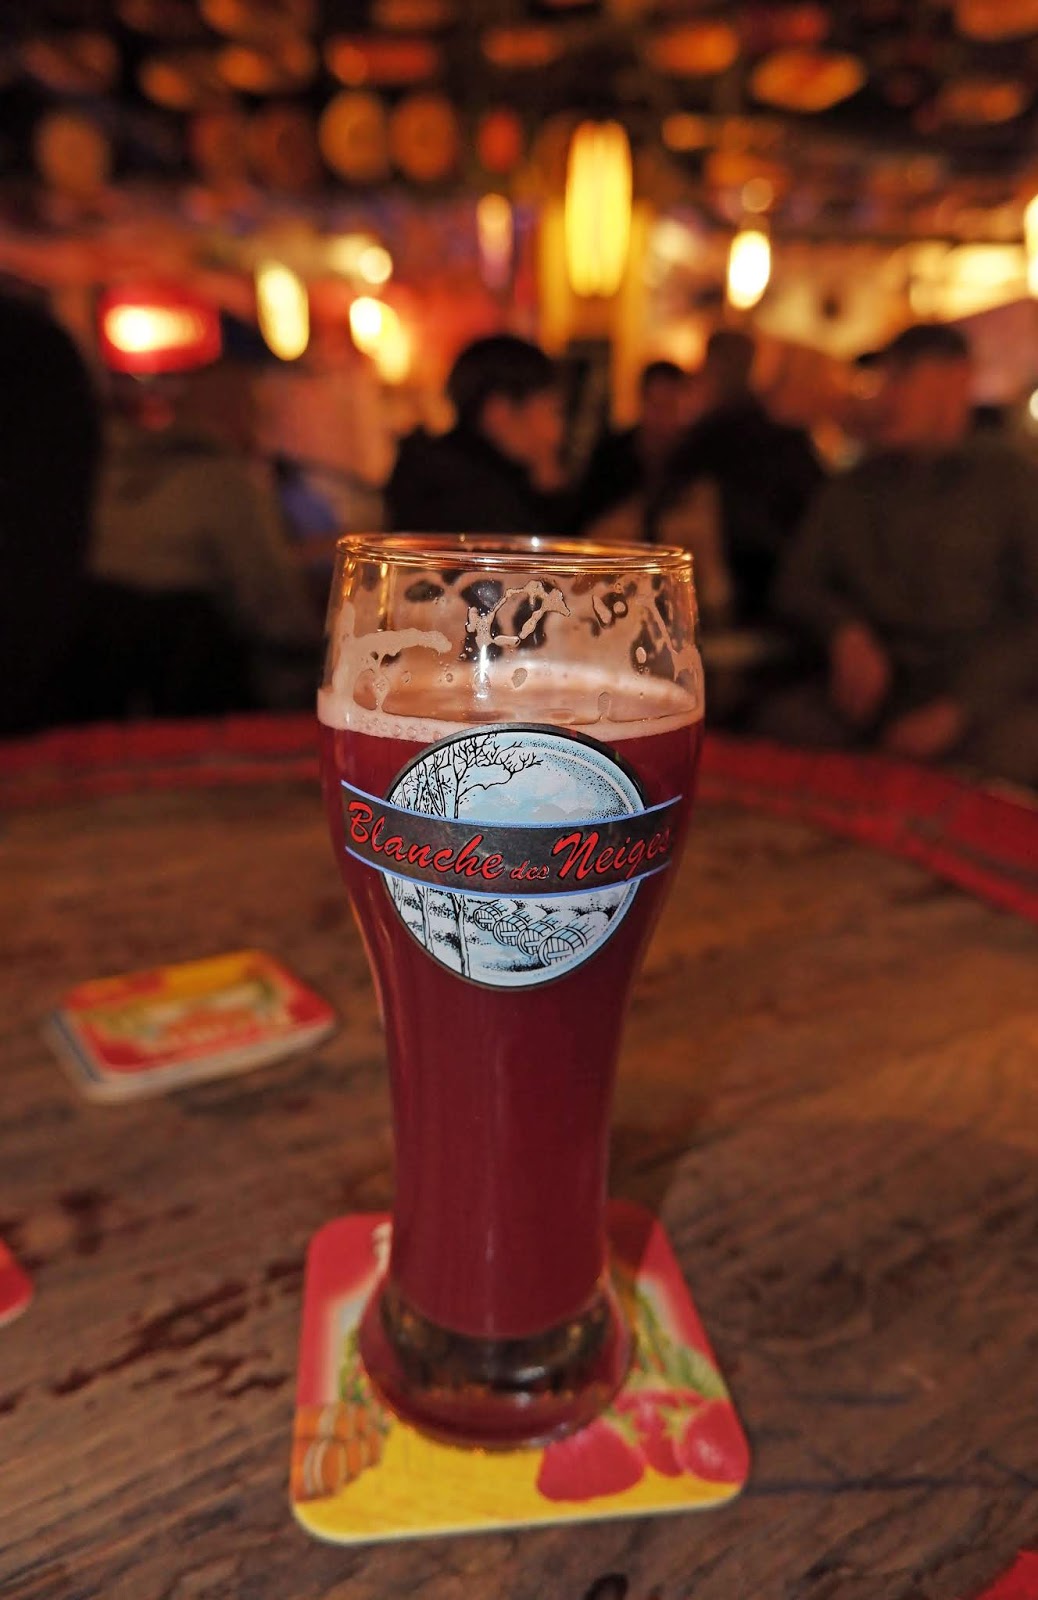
[386,335,564,535]
[764,323,1038,787]
[574,359,691,534]
[652,329,823,622]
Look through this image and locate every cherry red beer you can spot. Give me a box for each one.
[318,538,703,1444]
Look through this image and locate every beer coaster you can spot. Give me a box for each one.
[0,1240,33,1328]
[290,1200,749,1544]
[45,950,335,1102]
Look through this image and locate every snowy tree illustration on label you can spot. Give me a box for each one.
[380,725,649,989]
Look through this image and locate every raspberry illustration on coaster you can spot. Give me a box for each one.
[0,1240,33,1328]
[291,1200,749,1544]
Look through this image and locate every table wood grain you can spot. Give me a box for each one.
[1,779,1035,1600]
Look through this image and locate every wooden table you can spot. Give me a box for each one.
[2,768,1036,1600]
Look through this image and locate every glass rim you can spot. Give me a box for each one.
[332,532,693,575]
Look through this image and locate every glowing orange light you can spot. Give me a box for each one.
[1025,193,1038,296]
[256,261,309,361]
[348,296,411,382]
[98,284,221,373]
[727,229,771,310]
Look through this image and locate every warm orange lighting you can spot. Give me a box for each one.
[105,305,202,354]
[348,296,410,382]
[661,112,712,153]
[1025,193,1038,296]
[727,228,771,310]
[476,193,514,291]
[97,284,222,373]
[373,311,411,383]
[357,244,393,286]
[741,177,775,215]
[349,295,388,352]
[255,261,309,361]
[564,120,633,298]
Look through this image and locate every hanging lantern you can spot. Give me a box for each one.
[256,261,309,361]
[98,282,222,374]
[727,228,771,311]
[564,120,633,299]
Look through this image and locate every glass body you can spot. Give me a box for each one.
[318,535,703,1446]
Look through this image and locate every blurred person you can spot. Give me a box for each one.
[652,328,824,623]
[0,286,100,736]
[385,335,565,534]
[574,360,692,536]
[767,323,1038,787]
[77,367,320,718]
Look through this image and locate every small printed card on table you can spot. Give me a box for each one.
[46,950,335,1102]
[291,1200,749,1545]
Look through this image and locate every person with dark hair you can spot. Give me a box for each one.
[385,334,564,534]
[765,323,1038,786]
[652,328,823,622]
[573,360,692,536]
[0,288,100,736]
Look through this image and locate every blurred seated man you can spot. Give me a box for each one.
[386,335,564,534]
[651,329,824,623]
[574,360,691,539]
[79,369,320,718]
[764,323,1038,788]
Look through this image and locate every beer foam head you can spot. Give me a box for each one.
[317,543,703,739]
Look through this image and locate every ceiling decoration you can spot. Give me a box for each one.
[0,0,1034,242]
[215,35,318,92]
[21,31,121,94]
[749,49,868,113]
[480,24,567,69]
[199,0,317,38]
[318,91,392,182]
[954,0,1038,44]
[388,92,461,181]
[476,106,526,173]
[138,48,225,109]
[370,0,458,28]
[324,34,444,88]
[642,22,742,79]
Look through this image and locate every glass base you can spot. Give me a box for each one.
[358,1277,631,1449]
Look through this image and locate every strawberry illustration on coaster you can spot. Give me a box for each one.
[0,1241,32,1328]
[616,1390,685,1476]
[291,1200,750,1544]
[537,1415,646,1501]
[674,1400,751,1482]
[536,1266,751,1504]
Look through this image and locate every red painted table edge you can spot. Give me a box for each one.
[1,718,1035,925]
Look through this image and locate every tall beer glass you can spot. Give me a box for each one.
[318,535,703,1446]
